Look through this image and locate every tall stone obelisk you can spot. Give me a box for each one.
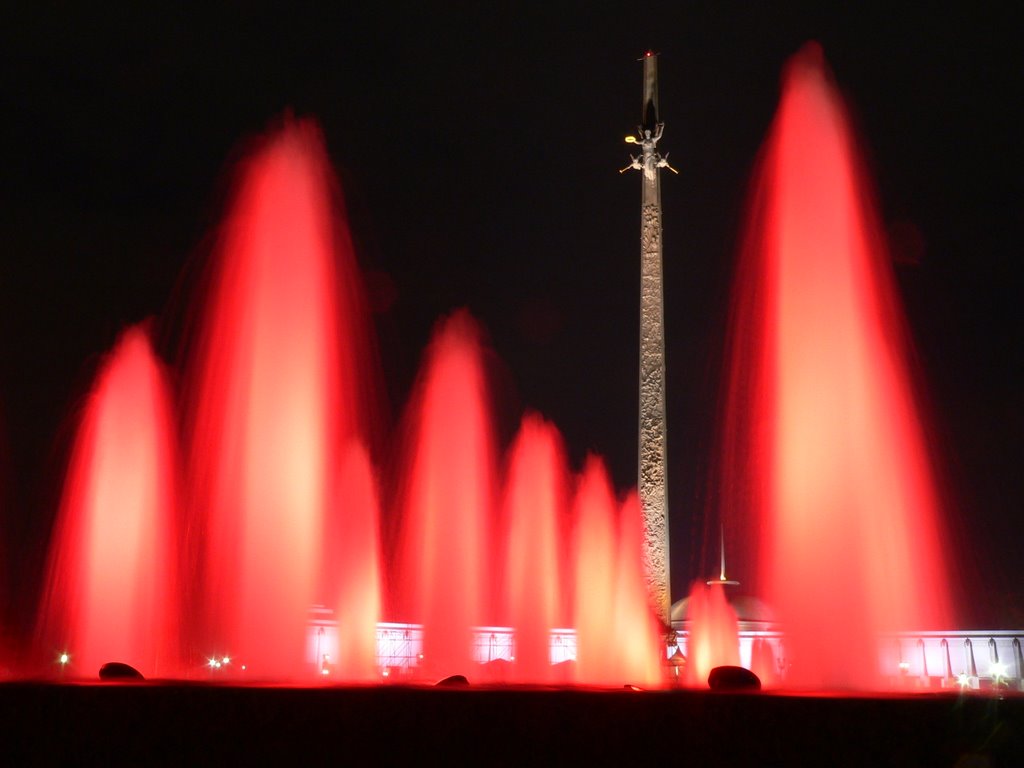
[623,51,674,624]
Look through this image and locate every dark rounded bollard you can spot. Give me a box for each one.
[708,665,761,691]
[98,662,145,681]
[435,674,469,687]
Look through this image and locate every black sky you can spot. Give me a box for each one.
[1,4,1020,632]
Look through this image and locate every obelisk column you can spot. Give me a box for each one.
[623,51,674,624]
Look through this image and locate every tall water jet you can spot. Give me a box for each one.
[185,120,375,679]
[37,326,180,678]
[683,582,740,687]
[719,44,951,688]
[331,442,382,681]
[395,311,496,680]
[612,491,666,687]
[502,413,570,684]
[571,456,620,685]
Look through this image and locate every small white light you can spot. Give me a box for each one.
[382,668,390,678]
[957,672,970,688]
[59,653,70,665]
[241,665,246,671]
[321,668,330,676]
[221,656,230,665]
[417,653,424,660]
[990,661,1007,680]
[208,657,218,669]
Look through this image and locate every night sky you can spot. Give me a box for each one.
[1,5,1020,634]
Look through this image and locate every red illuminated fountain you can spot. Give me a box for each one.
[37,326,181,678]
[27,117,663,686]
[394,311,497,680]
[611,491,666,687]
[572,457,622,685]
[572,459,663,687]
[502,414,571,684]
[184,120,379,680]
[683,582,740,687]
[330,442,383,681]
[26,47,956,689]
[6,45,1021,768]
[719,44,951,689]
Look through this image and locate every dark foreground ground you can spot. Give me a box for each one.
[1,683,1021,766]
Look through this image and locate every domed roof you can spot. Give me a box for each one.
[670,591,777,624]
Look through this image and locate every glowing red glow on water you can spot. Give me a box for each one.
[722,44,951,688]
[186,121,373,679]
[502,414,570,684]
[38,326,180,678]
[396,311,496,679]
[684,582,739,687]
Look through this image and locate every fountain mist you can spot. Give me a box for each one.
[24,117,662,687]
[612,491,666,687]
[683,582,739,687]
[331,442,382,681]
[720,44,951,688]
[572,457,619,685]
[185,120,377,679]
[395,311,497,680]
[38,326,180,678]
[502,413,570,684]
